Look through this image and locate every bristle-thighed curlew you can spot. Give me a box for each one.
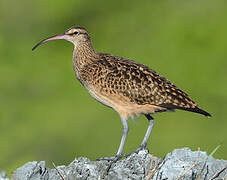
[32,26,211,168]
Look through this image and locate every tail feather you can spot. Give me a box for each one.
[180,106,211,117]
[159,103,212,117]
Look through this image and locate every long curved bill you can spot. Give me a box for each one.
[32,34,66,51]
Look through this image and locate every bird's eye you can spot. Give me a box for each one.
[73,31,78,35]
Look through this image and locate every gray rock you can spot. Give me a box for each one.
[7,148,227,180]
[0,171,9,180]
[152,148,227,180]
[11,161,48,180]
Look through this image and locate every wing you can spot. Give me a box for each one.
[85,54,211,117]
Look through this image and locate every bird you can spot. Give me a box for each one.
[32,26,211,163]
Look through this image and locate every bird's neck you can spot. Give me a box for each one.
[73,40,97,70]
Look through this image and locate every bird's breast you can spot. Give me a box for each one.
[86,87,113,108]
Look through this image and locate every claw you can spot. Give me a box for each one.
[105,154,125,172]
[97,154,126,174]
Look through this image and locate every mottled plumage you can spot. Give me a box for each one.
[32,26,211,165]
[77,51,210,119]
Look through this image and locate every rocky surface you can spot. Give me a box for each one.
[0,171,9,180]
[1,148,227,180]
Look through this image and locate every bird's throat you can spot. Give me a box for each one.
[72,41,97,79]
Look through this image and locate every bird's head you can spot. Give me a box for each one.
[32,26,90,51]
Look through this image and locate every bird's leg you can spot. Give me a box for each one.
[140,114,154,149]
[105,118,128,172]
[127,114,154,156]
[98,118,129,172]
[97,117,128,161]
[116,117,129,156]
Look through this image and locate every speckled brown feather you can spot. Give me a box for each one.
[69,27,211,118]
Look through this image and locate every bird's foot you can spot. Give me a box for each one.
[97,154,126,174]
[105,154,125,172]
[126,143,149,157]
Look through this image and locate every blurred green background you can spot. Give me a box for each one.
[0,0,226,174]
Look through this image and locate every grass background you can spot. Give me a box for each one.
[0,0,226,174]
